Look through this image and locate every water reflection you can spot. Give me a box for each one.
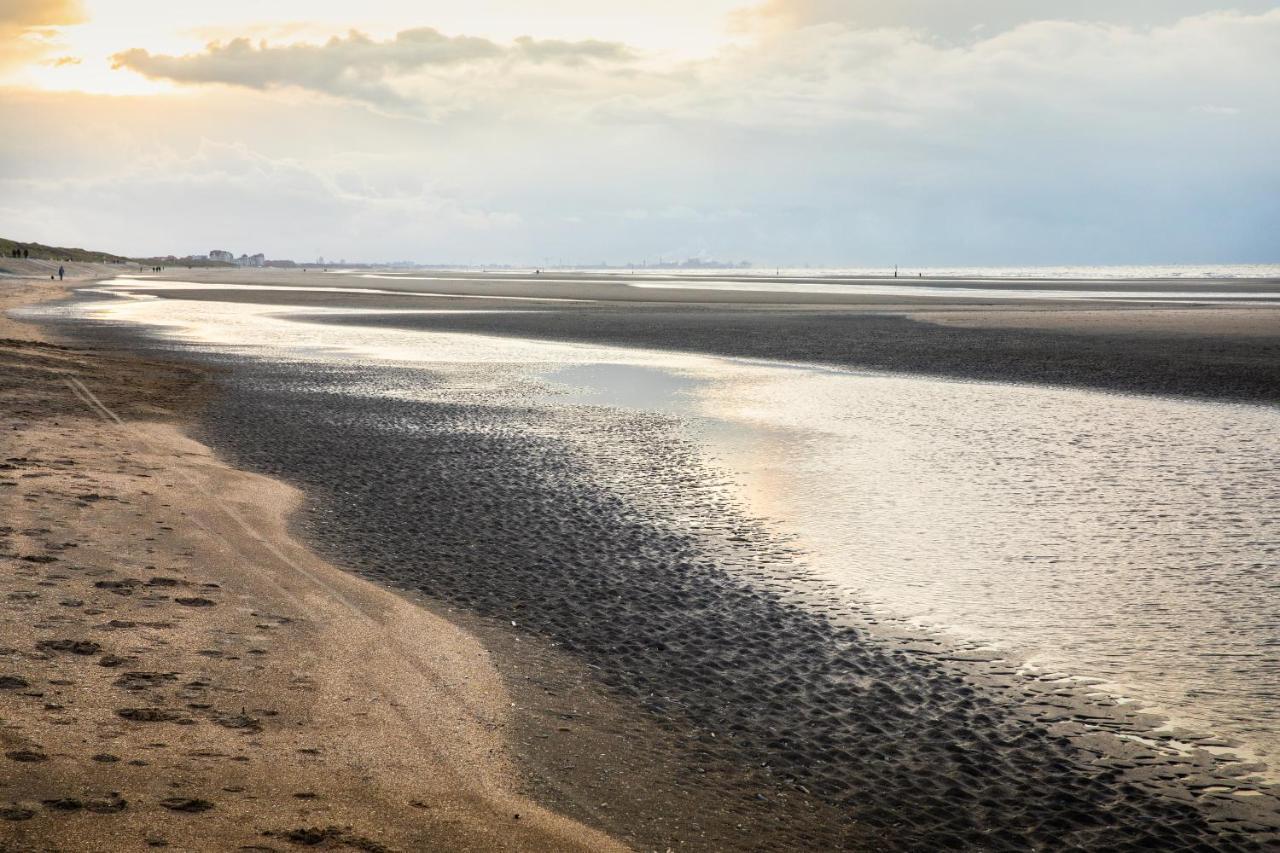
[519,355,1280,764]
[544,363,701,412]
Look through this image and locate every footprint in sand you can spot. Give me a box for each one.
[41,795,127,813]
[159,797,213,813]
[116,707,193,724]
[36,639,101,655]
[113,671,179,691]
[94,579,143,595]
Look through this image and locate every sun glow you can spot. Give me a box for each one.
[3,0,745,96]
[17,52,174,96]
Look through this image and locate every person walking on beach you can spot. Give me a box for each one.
[58,265,64,281]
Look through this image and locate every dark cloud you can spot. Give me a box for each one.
[111,27,636,104]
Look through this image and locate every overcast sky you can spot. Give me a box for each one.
[1,0,1277,265]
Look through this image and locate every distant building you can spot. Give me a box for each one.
[209,249,234,263]
[234,253,266,268]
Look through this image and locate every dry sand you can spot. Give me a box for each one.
[1,274,622,851]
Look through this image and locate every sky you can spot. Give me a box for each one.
[1,0,1277,266]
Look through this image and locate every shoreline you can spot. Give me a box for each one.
[0,274,622,851]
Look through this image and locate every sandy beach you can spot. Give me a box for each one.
[1,269,621,851]
[6,266,1280,851]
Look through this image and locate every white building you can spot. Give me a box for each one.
[209,249,234,263]
[234,253,266,268]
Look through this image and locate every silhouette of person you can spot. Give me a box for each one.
[58,265,64,281]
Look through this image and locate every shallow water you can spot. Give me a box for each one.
[42,281,1280,771]
[577,361,1280,764]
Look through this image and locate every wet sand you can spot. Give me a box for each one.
[0,275,620,851]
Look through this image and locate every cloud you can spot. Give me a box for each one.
[512,35,635,65]
[0,127,525,261]
[0,0,84,68]
[734,0,1280,39]
[110,27,637,109]
[4,8,1278,265]
[628,9,1280,134]
[632,10,1280,262]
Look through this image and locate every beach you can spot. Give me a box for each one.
[5,266,1280,851]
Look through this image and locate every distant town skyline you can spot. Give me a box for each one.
[2,1,1277,265]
